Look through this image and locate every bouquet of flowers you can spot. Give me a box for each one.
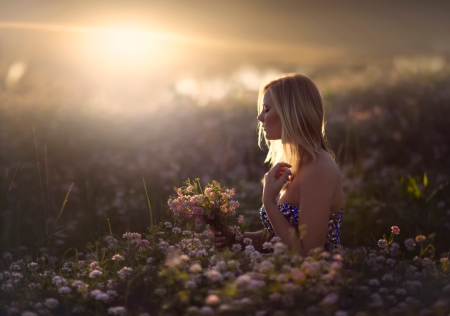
[167,179,244,243]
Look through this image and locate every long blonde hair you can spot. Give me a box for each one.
[257,73,335,176]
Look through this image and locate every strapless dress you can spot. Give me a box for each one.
[260,203,343,253]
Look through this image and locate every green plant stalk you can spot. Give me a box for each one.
[142,175,153,229]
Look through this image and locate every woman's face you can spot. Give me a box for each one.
[257,88,282,140]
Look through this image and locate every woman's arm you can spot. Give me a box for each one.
[264,161,339,256]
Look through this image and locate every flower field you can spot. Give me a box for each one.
[1,62,450,315]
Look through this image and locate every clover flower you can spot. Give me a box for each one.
[404,238,416,251]
[117,267,133,280]
[89,270,102,278]
[231,244,242,252]
[205,269,223,282]
[44,298,59,309]
[58,286,71,294]
[122,232,142,241]
[112,254,124,261]
[89,261,100,270]
[91,290,109,302]
[377,239,387,249]
[322,293,339,305]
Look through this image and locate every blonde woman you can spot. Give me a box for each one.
[215,74,344,255]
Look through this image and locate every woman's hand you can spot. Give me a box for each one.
[213,231,227,248]
[263,162,292,204]
[210,227,235,248]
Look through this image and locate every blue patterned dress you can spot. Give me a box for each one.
[260,203,343,253]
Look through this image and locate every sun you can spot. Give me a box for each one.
[101,28,156,59]
[82,26,170,72]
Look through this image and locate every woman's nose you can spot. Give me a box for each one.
[257,112,264,122]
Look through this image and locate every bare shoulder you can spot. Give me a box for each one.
[300,150,341,185]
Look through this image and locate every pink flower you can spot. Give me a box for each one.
[205,294,220,305]
[322,293,339,305]
[117,267,133,280]
[111,254,124,261]
[238,215,245,224]
[122,232,141,241]
[139,240,150,247]
[89,270,102,278]
[391,226,400,235]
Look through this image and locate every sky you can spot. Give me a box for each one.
[1,0,450,109]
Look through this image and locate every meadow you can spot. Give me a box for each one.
[1,61,450,315]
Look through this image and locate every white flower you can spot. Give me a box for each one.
[44,298,59,309]
[108,306,127,316]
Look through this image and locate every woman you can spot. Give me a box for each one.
[215,73,344,255]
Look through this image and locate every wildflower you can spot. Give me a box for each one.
[276,274,288,283]
[390,242,400,257]
[89,270,102,278]
[2,252,12,260]
[391,226,400,235]
[404,238,416,251]
[259,260,274,273]
[269,292,281,302]
[93,290,109,302]
[117,267,133,280]
[422,258,433,267]
[205,269,223,282]
[205,294,220,305]
[368,279,380,286]
[112,254,124,261]
[243,238,252,245]
[235,274,252,286]
[164,221,172,228]
[333,254,343,262]
[58,286,71,294]
[386,258,396,267]
[231,244,242,252]
[27,262,38,271]
[274,242,287,255]
[122,232,142,244]
[262,242,273,250]
[89,261,100,270]
[189,263,202,273]
[377,239,387,249]
[72,280,85,287]
[322,293,339,305]
[200,306,214,315]
[44,298,59,309]
[289,268,304,282]
[271,236,281,243]
[415,235,426,243]
[369,293,384,307]
[139,240,150,247]
[382,274,393,282]
[395,288,406,295]
[52,276,67,287]
[238,215,245,224]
